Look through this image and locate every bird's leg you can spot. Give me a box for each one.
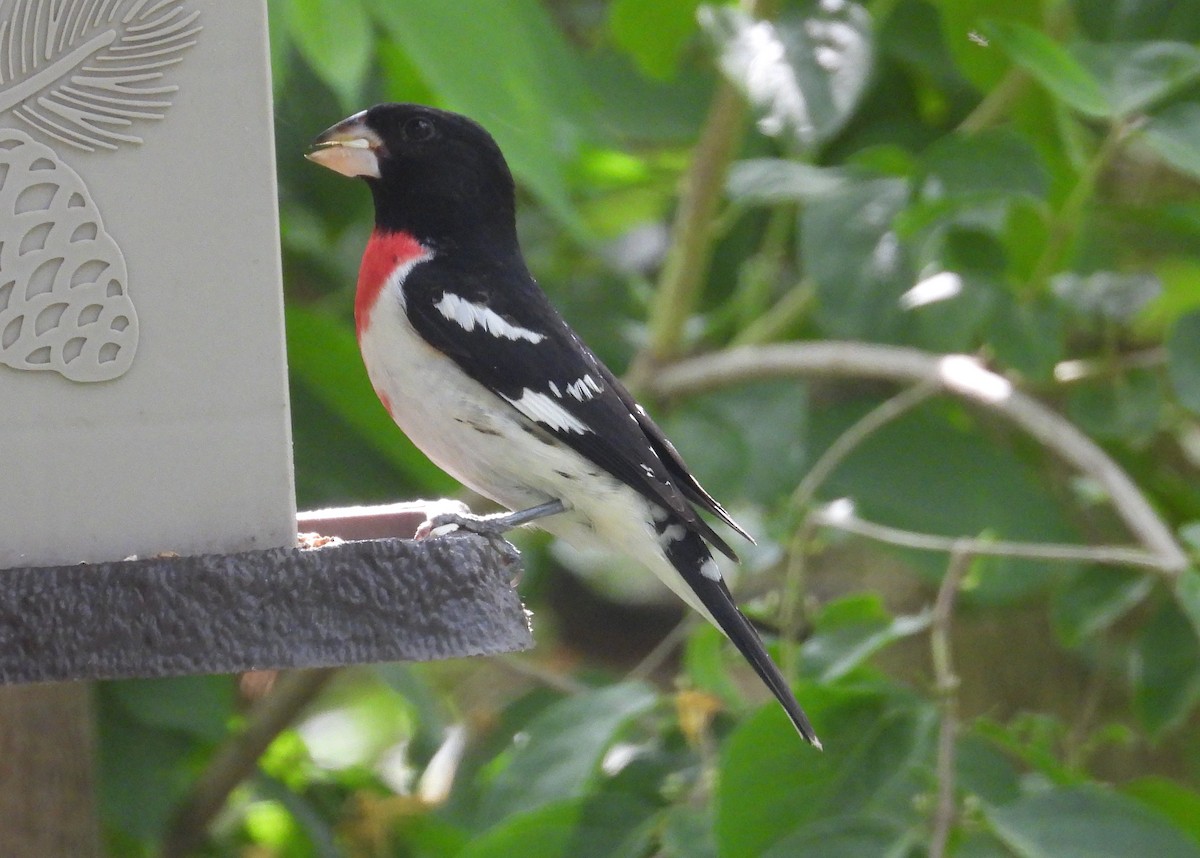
[415,498,567,539]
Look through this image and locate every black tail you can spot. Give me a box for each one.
[660,524,821,748]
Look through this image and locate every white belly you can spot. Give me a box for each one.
[357,279,715,620]
[360,294,647,543]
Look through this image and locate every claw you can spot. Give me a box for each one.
[413,499,568,540]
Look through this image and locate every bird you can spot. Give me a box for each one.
[306,103,820,748]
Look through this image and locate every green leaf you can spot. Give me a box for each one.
[803,178,912,340]
[701,2,873,148]
[1052,567,1154,648]
[989,294,1066,380]
[974,713,1083,786]
[1174,567,1200,641]
[956,734,1022,804]
[1145,103,1200,182]
[985,786,1200,857]
[919,129,1049,202]
[1132,601,1200,737]
[810,400,1077,604]
[985,21,1108,117]
[98,686,205,842]
[684,623,748,710]
[608,0,704,80]
[727,159,849,204]
[477,681,658,828]
[933,0,1042,90]
[1167,310,1200,414]
[661,381,808,504]
[105,676,234,742]
[716,687,933,858]
[1074,41,1200,118]
[801,594,932,683]
[367,0,592,233]
[1072,0,1200,42]
[460,799,582,858]
[1053,271,1163,323]
[279,0,372,109]
[1124,777,1200,847]
[662,806,718,858]
[760,817,906,858]
[1066,369,1164,444]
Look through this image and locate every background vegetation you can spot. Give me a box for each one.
[101,0,1200,855]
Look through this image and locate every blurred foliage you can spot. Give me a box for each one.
[97,0,1200,855]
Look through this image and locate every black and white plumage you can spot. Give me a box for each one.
[307,103,819,747]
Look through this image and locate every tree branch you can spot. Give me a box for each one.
[810,504,1173,573]
[929,547,971,858]
[161,668,338,858]
[649,342,1188,574]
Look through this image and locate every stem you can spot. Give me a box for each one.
[730,282,815,347]
[1029,122,1130,289]
[957,69,1032,134]
[161,668,338,858]
[929,547,971,858]
[810,505,1172,573]
[629,617,694,682]
[778,517,820,679]
[792,383,938,510]
[631,84,748,384]
[650,343,1188,573]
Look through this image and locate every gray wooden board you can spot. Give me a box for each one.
[0,535,532,684]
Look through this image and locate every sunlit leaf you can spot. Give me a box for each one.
[985,21,1108,117]
[701,2,873,148]
[1124,777,1200,847]
[279,0,372,109]
[609,0,704,80]
[933,0,1042,89]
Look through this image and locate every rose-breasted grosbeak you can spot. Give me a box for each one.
[307,103,819,747]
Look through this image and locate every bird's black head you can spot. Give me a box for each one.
[307,103,518,250]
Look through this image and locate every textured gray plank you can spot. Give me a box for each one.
[0,534,531,685]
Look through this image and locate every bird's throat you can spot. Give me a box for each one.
[356,229,429,339]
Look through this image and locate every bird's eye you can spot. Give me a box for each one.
[403,116,436,142]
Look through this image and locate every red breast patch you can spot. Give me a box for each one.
[357,230,426,339]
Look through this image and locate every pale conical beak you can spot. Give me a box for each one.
[305,111,383,178]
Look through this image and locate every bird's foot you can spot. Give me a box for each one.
[414,499,568,540]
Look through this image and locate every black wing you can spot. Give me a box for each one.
[402,256,749,559]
